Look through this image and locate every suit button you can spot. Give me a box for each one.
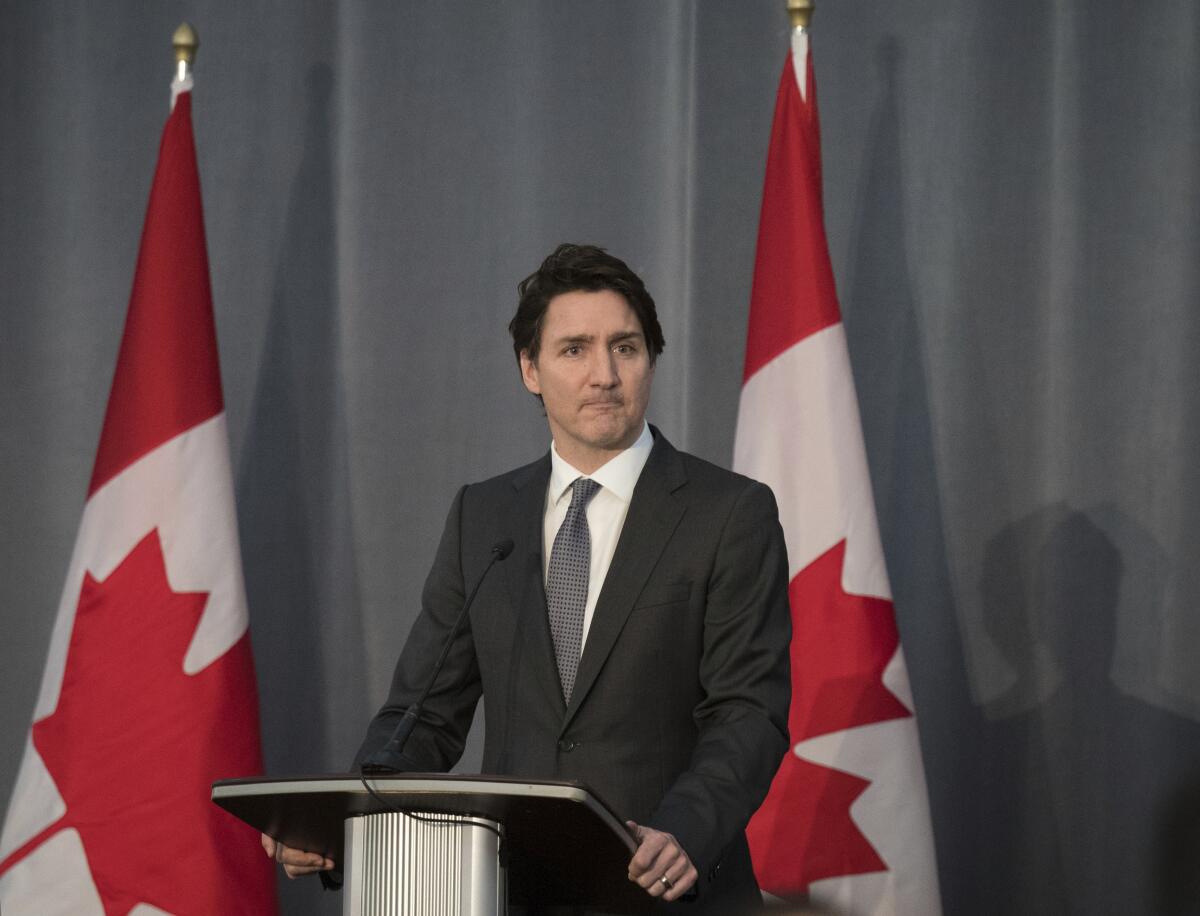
[557,738,578,752]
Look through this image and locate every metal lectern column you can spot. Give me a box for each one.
[343,811,506,916]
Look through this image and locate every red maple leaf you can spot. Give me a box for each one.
[748,539,912,894]
[0,529,274,914]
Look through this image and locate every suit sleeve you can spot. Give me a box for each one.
[353,485,482,772]
[647,479,792,880]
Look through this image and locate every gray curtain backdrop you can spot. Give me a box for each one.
[3,2,1198,914]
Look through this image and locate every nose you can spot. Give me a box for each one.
[588,349,620,388]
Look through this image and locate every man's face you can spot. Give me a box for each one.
[520,289,654,473]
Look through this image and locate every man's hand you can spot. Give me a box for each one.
[625,820,698,902]
[261,833,335,879]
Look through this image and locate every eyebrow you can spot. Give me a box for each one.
[608,331,644,344]
[553,330,645,347]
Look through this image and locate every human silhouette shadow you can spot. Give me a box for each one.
[234,62,368,916]
[235,62,367,782]
[978,506,1200,914]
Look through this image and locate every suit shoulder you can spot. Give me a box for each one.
[459,453,548,501]
[674,448,775,503]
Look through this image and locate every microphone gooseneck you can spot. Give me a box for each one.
[360,538,512,775]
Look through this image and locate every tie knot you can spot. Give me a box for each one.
[570,477,601,508]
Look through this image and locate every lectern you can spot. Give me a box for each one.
[212,774,652,915]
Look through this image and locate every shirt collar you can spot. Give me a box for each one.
[548,422,653,506]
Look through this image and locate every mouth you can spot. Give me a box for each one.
[582,400,622,411]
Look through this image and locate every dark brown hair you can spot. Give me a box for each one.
[508,243,666,365]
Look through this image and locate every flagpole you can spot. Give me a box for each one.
[171,22,198,108]
[785,0,813,101]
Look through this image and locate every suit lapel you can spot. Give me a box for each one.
[505,455,567,713]
[562,431,688,730]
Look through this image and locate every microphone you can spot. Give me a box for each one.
[360,538,514,774]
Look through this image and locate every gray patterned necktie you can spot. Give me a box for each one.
[546,477,602,703]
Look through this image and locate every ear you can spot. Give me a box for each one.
[519,349,541,396]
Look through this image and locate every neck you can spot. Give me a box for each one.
[551,427,646,475]
[555,446,624,475]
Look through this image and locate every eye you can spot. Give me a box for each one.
[614,342,638,355]
[563,344,583,356]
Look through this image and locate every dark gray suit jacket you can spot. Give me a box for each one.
[356,429,791,912]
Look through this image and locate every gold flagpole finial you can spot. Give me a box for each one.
[173,22,199,81]
[173,22,198,65]
[786,0,814,30]
[169,23,198,109]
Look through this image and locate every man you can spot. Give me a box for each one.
[265,244,791,911]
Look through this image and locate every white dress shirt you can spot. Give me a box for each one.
[543,422,654,652]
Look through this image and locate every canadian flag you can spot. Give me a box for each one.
[735,29,942,915]
[0,89,277,914]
